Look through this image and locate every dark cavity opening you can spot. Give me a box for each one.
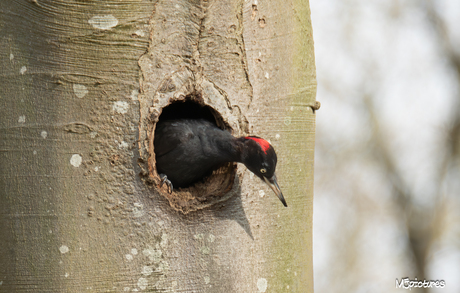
[157,100,219,126]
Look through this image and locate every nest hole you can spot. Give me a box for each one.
[151,98,238,213]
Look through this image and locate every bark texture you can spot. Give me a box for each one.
[0,0,316,292]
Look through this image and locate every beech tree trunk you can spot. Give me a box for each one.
[0,0,316,292]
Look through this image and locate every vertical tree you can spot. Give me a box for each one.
[0,0,316,291]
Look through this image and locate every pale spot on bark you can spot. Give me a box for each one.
[70,154,82,167]
[257,278,267,292]
[59,245,69,254]
[89,15,118,30]
[113,101,129,114]
[73,84,88,98]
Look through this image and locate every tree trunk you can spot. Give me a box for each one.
[0,0,316,292]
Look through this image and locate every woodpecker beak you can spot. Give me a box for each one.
[263,174,287,207]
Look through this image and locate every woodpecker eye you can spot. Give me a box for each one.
[260,168,267,174]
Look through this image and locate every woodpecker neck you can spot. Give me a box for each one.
[233,137,256,166]
[204,130,245,165]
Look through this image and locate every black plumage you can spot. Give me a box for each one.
[154,118,287,207]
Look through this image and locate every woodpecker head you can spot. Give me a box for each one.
[242,137,287,207]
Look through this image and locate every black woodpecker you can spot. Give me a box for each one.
[154,118,287,207]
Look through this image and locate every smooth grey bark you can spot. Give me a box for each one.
[0,0,316,292]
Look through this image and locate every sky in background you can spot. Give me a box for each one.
[311,1,460,292]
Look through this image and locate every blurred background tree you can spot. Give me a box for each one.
[311,0,460,292]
